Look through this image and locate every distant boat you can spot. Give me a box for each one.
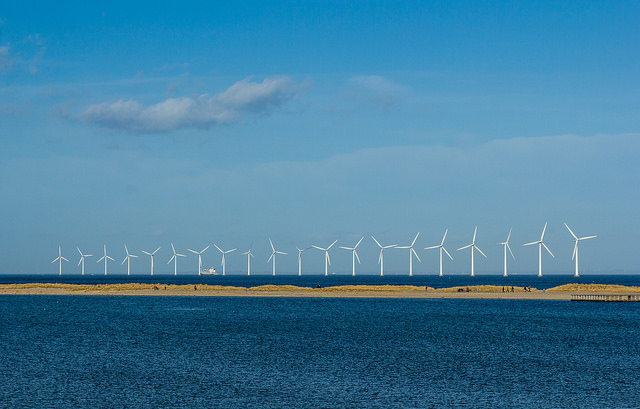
[200,268,218,276]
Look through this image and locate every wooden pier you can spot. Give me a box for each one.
[571,294,640,302]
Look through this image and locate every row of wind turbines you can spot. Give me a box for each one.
[52,223,596,277]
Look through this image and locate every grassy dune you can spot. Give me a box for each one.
[545,283,640,293]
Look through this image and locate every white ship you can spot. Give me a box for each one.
[199,267,218,275]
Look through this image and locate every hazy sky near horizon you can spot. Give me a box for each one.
[1,1,639,275]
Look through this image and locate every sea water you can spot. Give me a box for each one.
[1,295,638,408]
[1,273,638,290]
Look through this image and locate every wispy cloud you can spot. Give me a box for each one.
[0,45,11,71]
[80,76,303,133]
[346,75,408,110]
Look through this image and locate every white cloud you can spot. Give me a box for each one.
[346,75,408,110]
[81,76,302,133]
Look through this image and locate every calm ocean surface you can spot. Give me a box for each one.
[1,292,639,408]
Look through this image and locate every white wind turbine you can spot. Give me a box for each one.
[121,245,138,276]
[51,246,69,276]
[372,236,397,277]
[295,247,310,276]
[188,245,210,275]
[97,245,114,276]
[497,228,515,277]
[312,240,338,277]
[396,232,421,276]
[141,247,161,276]
[424,229,453,277]
[168,243,186,276]
[214,244,236,276]
[267,239,287,276]
[339,237,364,277]
[242,247,254,276]
[77,248,92,276]
[457,227,486,277]
[564,222,597,278]
[523,222,554,277]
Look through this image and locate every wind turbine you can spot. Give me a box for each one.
[396,232,421,276]
[523,222,554,277]
[51,246,69,276]
[188,245,210,275]
[295,247,310,276]
[456,227,486,277]
[97,245,114,276]
[371,236,397,277]
[339,237,364,276]
[76,248,92,276]
[167,243,186,276]
[497,228,515,277]
[141,247,161,276]
[312,240,338,277]
[424,229,453,277]
[214,244,236,276]
[242,247,254,276]
[121,245,138,276]
[267,239,287,276]
[564,222,597,278]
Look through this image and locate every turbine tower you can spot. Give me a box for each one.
[97,245,114,276]
[523,222,554,277]
[214,244,236,276]
[312,240,338,277]
[168,243,186,276]
[242,247,254,276]
[456,227,486,277]
[424,229,453,277]
[371,236,397,277]
[295,247,309,276]
[396,232,421,276]
[267,239,287,276]
[497,228,515,277]
[51,246,69,276]
[564,222,597,278]
[188,246,210,275]
[339,237,364,276]
[141,247,161,276]
[121,245,138,276]
[77,248,92,276]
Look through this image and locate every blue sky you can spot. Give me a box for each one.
[1,1,639,275]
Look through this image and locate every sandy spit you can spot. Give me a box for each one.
[3,283,637,300]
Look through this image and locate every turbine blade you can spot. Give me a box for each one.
[441,229,448,245]
[506,227,512,243]
[541,222,547,240]
[142,251,151,256]
[542,242,554,257]
[475,246,487,258]
[580,235,597,241]
[214,244,223,253]
[171,243,176,253]
[472,226,477,244]
[572,243,577,261]
[153,247,161,255]
[122,257,127,265]
[355,250,361,264]
[457,244,472,251]
[507,244,515,260]
[523,241,538,246]
[411,232,420,247]
[311,246,324,251]
[188,249,198,254]
[328,240,338,249]
[443,247,454,260]
[326,252,331,265]
[107,256,114,261]
[201,245,210,253]
[267,252,274,263]
[371,236,382,248]
[269,239,275,251]
[355,237,364,248]
[564,222,577,239]
[424,245,439,250]
[412,248,421,262]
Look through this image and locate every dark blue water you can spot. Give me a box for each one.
[1,274,638,290]
[1,295,638,408]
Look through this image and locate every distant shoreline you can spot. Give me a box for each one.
[1,283,639,300]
